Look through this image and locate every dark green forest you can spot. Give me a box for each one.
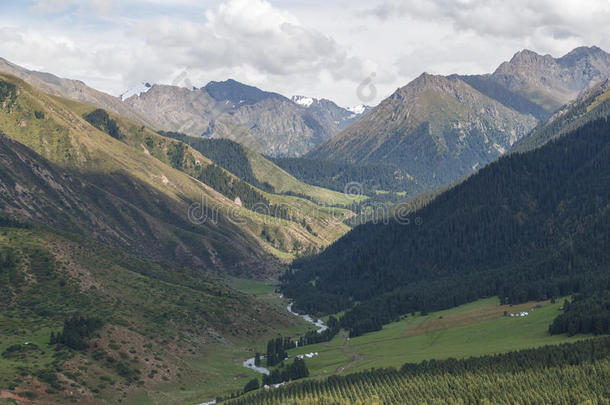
[83,109,124,140]
[159,131,274,192]
[271,157,417,194]
[282,118,610,336]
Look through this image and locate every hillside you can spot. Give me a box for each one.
[283,115,610,336]
[0,73,352,272]
[159,132,362,207]
[0,220,305,404]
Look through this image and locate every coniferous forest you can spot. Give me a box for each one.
[282,118,610,336]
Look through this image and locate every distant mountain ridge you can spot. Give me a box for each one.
[309,46,610,193]
[124,79,370,157]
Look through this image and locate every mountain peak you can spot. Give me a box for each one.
[204,79,287,105]
[508,49,551,64]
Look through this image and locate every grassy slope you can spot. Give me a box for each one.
[286,297,586,378]
[0,225,311,405]
[245,148,366,206]
[0,73,350,263]
[56,95,353,258]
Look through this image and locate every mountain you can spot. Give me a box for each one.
[488,46,610,114]
[119,81,152,100]
[308,47,610,194]
[513,78,610,153]
[0,72,356,274]
[283,111,610,336]
[205,78,286,106]
[124,80,365,157]
[291,95,370,131]
[309,73,538,189]
[0,57,157,129]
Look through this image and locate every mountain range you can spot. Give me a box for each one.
[308,46,610,193]
[123,79,369,157]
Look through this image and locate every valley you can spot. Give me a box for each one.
[0,22,609,405]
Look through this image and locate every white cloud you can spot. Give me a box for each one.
[0,0,608,106]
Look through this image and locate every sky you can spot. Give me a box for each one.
[0,0,609,107]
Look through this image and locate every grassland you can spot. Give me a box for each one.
[286,297,586,378]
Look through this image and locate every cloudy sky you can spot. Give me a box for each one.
[1,0,609,106]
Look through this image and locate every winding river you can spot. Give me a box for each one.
[197,301,326,404]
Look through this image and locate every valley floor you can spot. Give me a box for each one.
[285,297,586,378]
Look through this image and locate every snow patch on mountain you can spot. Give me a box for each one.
[292,95,314,108]
[120,82,152,100]
[347,105,367,115]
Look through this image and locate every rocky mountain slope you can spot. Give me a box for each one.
[309,73,538,189]
[309,46,610,193]
[124,79,367,157]
[488,46,610,114]
[513,78,610,153]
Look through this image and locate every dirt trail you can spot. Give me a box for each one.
[402,301,543,338]
[334,331,364,374]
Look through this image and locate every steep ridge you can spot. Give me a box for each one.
[125,80,356,157]
[489,46,610,113]
[0,57,157,129]
[513,78,610,152]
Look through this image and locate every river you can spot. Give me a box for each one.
[196,299,326,404]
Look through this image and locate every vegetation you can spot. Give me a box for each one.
[227,338,610,405]
[50,315,103,350]
[262,358,309,386]
[83,108,125,140]
[244,378,259,393]
[0,224,305,403]
[0,79,17,108]
[283,118,610,336]
[159,132,275,192]
[550,293,610,336]
[272,157,414,194]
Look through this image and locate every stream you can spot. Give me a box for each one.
[197,300,326,404]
